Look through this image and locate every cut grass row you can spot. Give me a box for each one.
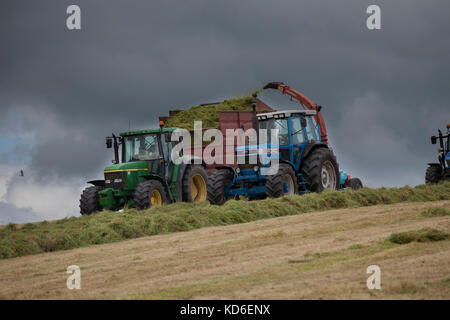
[1,181,449,260]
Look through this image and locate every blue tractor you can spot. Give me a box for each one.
[425,124,450,183]
[207,107,362,205]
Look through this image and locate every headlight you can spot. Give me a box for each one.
[253,166,259,172]
[105,179,111,184]
[235,167,241,174]
[114,178,122,183]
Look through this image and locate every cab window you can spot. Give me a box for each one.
[124,134,161,162]
[305,117,317,141]
[291,117,306,145]
[258,118,289,145]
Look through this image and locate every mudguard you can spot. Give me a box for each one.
[87,180,105,187]
[302,143,328,159]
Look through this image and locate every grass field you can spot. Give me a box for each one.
[0,200,449,299]
[1,182,450,260]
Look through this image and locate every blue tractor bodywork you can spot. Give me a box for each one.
[426,124,450,183]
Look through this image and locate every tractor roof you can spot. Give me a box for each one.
[119,127,177,137]
[257,109,316,120]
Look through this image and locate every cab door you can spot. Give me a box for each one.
[161,133,177,182]
[290,116,307,171]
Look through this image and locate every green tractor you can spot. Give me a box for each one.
[79,126,208,215]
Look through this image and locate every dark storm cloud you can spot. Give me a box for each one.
[0,0,449,186]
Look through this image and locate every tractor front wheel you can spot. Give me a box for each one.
[301,148,340,192]
[207,169,234,205]
[182,165,208,202]
[133,180,167,209]
[266,163,298,198]
[425,165,442,184]
[80,186,103,215]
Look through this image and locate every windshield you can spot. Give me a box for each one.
[124,134,161,162]
[257,115,318,146]
[305,116,318,141]
[258,118,289,145]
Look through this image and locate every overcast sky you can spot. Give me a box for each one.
[1,0,449,223]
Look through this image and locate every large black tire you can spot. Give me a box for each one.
[80,186,103,215]
[347,177,363,190]
[207,169,234,205]
[133,180,167,209]
[301,147,340,192]
[182,165,208,202]
[425,165,442,184]
[266,163,298,198]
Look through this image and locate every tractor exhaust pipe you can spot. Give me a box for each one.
[112,133,120,164]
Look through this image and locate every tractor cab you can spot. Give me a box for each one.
[235,110,320,174]
[118,129,178,178]
[103,128,177,191]
[255,110,320,169]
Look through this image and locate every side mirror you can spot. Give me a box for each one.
[106,137,112,148]
[301,118,307,128]
[106,137,112,149]
[431,136,437,144]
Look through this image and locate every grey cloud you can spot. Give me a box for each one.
[0,202,41,225]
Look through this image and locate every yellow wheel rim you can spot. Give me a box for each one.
[150,190,162,206]
[191,174,207,202]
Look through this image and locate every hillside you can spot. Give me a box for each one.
[0,200,449,299]
[1,182,450,259]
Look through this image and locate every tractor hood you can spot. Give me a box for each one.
[236,143,281,166]
[236,143,281,156]
[103,161,150,191]
[104,161,149,173]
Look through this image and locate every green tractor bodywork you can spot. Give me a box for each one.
[99,161,159,210]
[80,127,208,214]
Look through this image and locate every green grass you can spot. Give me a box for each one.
[387,228,449,244]
[163,95,259,130]
[1,181,450,259]
[418,207,450,218]
[348,243,367,250]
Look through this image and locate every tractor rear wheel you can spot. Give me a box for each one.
[207,169,234,205]
[301,147,340,192]
[266,163,298,198]
[182,165,208,202]
[425,165,442,184]
[133,180,167,209]
[80,186,103,215]
[347,177,363,190]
